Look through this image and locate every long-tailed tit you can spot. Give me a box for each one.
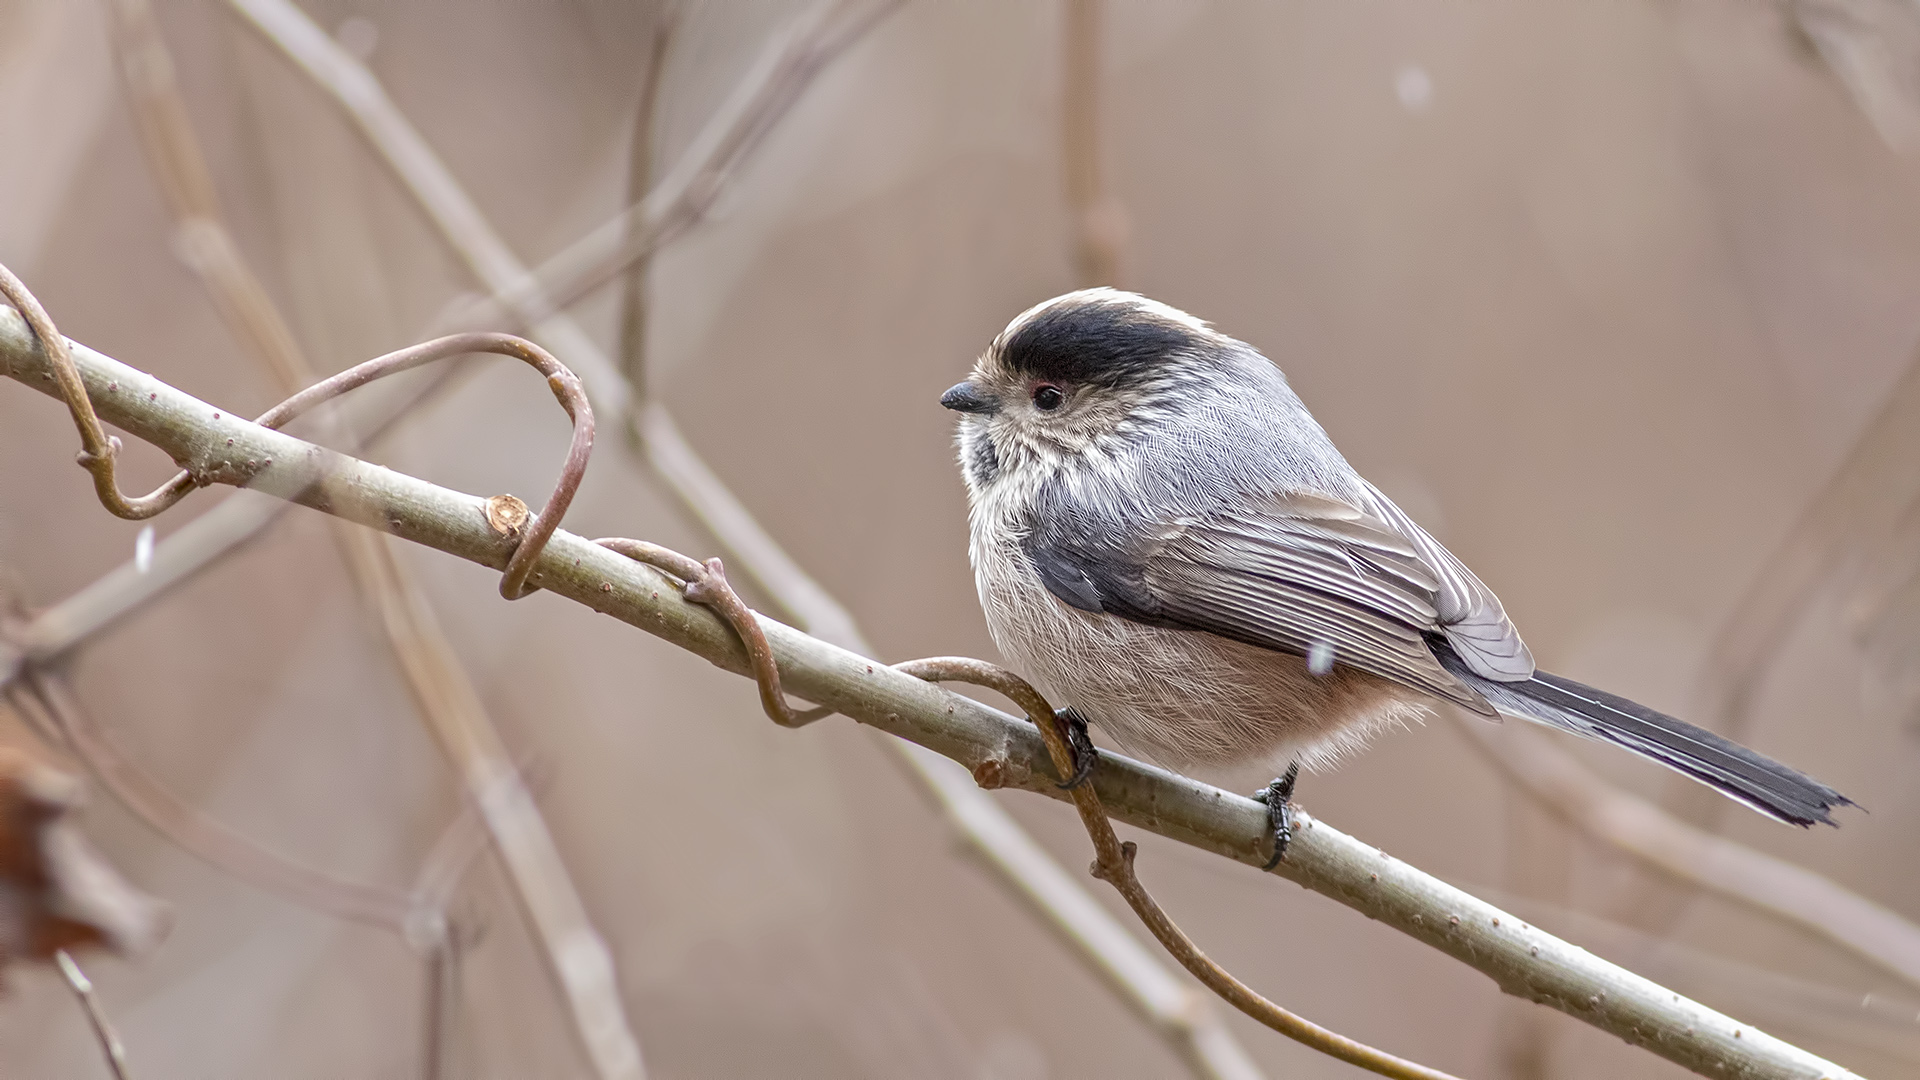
[943,289,1850,866]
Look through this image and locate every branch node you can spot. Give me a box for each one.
[484,494,528,537]
[971,757,1009,790]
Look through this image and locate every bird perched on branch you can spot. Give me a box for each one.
[942,288,1852,867]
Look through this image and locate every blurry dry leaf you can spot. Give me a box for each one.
[1793,0,1920,152]
[0,746,168,979]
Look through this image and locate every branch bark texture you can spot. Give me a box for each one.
[0,312,1865,1080]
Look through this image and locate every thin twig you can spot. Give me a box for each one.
[617,6,678,413]
[1452,716,1920,989]
[1062,0,1126,287]
[406,783,497,1080]
[0,322,1866,1080]
[55,949,131,1080]
[11,673,412,929]
[0,491,288,691]
[419,921,465,1080]
[106,0,310,394]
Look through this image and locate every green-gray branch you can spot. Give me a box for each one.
[0,308,1862,1080]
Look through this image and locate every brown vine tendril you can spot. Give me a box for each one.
[0,261,197,519]
[0,261,590,603]
[253,332,593,600]
[594,538,830,727]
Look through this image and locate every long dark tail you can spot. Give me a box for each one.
[1434,644,1853,827]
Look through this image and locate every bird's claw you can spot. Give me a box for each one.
[1055,707,1098,790]
[1253,762,1299,870]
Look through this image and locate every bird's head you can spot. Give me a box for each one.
[942,288,1230,496]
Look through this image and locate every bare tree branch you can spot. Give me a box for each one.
[0,314,1867,1080]
[55,949,131,1080]
[1452,716,1920,990]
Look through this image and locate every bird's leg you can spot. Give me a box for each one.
[1253,762,1300,870]
[1054,707,1098,790]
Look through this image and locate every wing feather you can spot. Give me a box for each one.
[1144,494,1491,710]
[1028,487,1505,712]
[1356,481,1535,680]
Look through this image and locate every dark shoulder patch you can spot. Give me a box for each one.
[964,431,999,485]
[1028,544,1105,612]
[1020,475,1169,623]
[1000,298,1201,388]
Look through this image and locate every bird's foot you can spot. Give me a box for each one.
[1054,707,1098,790]
[1252,762,1299,870]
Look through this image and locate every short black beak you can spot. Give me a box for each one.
[940,381,997,415]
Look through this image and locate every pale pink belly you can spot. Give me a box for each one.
[976,542,1432,785]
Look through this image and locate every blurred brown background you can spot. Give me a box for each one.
[1,0,1917,1077]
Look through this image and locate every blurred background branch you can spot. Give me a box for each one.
[5,670,410,930]
[1688,345,1920,807]
[53,949,130,1080]
[105,4,643,1075]
[1454,715,1920,989]
[1062,0,1127,287]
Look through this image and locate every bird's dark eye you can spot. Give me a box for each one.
[1032,384,1064,411]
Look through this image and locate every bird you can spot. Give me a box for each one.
[941,287,1852,867]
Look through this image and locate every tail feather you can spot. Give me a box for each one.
[1434,643,1853,827]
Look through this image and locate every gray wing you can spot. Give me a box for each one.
[1355,480,1536,682]
[1027,489,1504,713]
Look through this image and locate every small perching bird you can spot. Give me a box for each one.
[943,288,1852,866]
